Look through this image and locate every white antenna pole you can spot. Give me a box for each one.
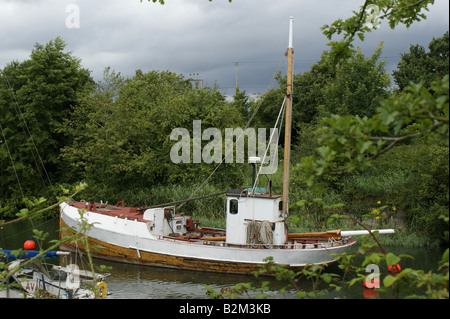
[288,16,294,49]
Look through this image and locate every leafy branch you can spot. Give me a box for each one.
[0,182,107,298]
[0,182,87,227]
[295,75,449,185]
[321,0,435,63]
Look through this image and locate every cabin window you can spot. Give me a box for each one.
[175,220,182,232]
[229,199,238,215]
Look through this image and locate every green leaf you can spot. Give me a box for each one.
[385,252,401,266]
[357,32,365,41]
[16,208,29,218]
[383,275,397,287]
[296,291,307,299]
[348,276,363,287]
[359,140,372,153]
[296,200,307,207]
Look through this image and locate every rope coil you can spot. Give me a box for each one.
[246,220,273,248]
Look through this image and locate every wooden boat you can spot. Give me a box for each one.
[59,17,393,275]
[60,194,362,275]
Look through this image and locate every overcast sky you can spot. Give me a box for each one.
[1,0,449,97]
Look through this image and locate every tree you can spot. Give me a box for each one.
[232,87,252,121]
[321,44,391,118]
[252,45,391,148]
[393,31,449,91]
[293,2,449,243]
[60,68,245,200]
[0,37,93,217]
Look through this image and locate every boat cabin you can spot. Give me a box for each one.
[225,188,287,246]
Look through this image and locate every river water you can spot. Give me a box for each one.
[1,217,446,299]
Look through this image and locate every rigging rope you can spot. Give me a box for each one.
[0,68,55,194]
[0,67,58,252]
[178,54,289,208]
[250,47,294,196]
[0,122,25,201]
[250,95,286,195]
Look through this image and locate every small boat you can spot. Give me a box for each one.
[59,17,393,275]
[0,248,108,299]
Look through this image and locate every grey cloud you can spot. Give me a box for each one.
[1,0,448,96]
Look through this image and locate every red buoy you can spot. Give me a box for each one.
[388,263,401,273]
[24,240,35,250]
[363,275,380,289]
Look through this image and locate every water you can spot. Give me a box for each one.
[1,218,446,299]
[100,260,295,299]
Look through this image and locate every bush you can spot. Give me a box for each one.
[342,143,449,245]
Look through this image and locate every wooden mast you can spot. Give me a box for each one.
[282,17,294,215]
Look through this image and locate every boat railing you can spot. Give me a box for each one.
[159,234,349,249]
[228,238,347,250]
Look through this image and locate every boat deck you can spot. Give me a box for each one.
[69,201,150,223]
[67,201,226,238]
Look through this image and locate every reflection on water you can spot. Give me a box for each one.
[105,261,223,299]
[92,258,299,299]
[88,245,446,299]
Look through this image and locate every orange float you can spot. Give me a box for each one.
[24,240,35,250]
[363,275,380,289]
[388,263,401,273]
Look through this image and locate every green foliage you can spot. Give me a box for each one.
[233,87,253,121]
[393,31,449,91]
[207,231,448,299]
[206,257,337,299]
[382,248,449,299]
[341,143,449,244]
[321,45,391,117]
[0,37,93,219]
[60,67,245,198]
[205,282,254,299]
[0,182,87,228]
[321,0,435,64]
[205,0,448,300]
[253,45,391,148]
[0,183,103,298]
[0,37,92,180]
[295,75,449,187]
